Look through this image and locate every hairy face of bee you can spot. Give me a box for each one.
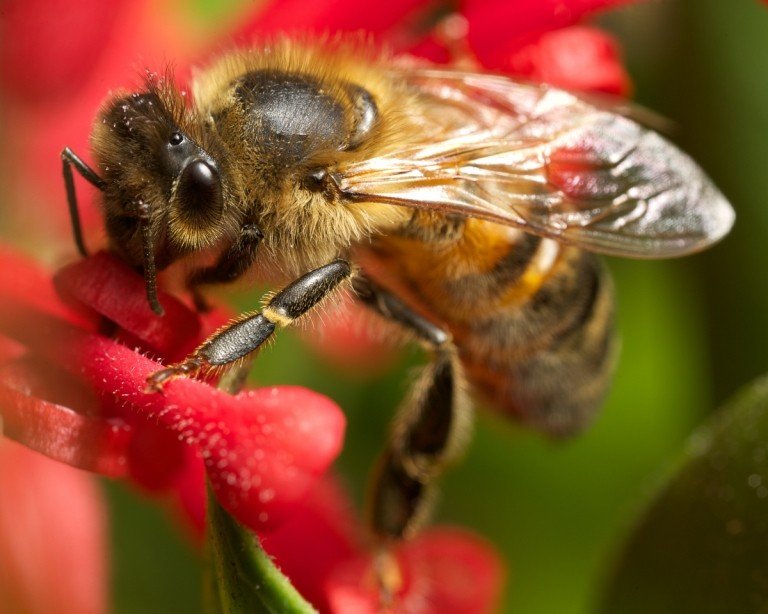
[92,88,231,268]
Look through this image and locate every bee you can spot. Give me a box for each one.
[61,40,734,542]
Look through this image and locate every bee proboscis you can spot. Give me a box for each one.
[62,40,734,546]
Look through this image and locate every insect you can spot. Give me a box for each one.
[61,40,734,544]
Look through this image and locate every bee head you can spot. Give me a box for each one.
[91,80,231,272]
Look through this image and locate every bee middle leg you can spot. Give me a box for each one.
[146,259,352,390]
[353,277,472,543]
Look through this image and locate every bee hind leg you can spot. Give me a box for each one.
[145,259,352,391]
[353,277,472,590]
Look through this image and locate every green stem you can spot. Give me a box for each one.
[206,486,317,614]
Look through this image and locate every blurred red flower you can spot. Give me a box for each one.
[261,477,505,613]
[461,0,637,94]
[325,529,504,614]
[0,440,108,614]
[234,0,639,95]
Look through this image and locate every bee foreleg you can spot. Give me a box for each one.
[188,223,264,289]
[187,222,264,311]
[145,259,351,391]
[61,147,106,258]
[354,277,472,542]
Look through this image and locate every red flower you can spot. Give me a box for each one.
[261,477,505,613]
[0,0,127,105]
[230,0,430,42]
[233,0,641,96]
[326,530,504,614]
[0,247,346,533]
[481,25,631,96]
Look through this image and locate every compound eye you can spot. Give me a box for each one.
[175,159,224,227]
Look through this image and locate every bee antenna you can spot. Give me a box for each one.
[61,147,106,257]
[137,202,165,316]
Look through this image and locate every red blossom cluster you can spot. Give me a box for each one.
[0,0,646,611]
[263,477,504,612]
[0,248,345,531]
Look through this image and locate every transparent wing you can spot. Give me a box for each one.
[336,69,734,258]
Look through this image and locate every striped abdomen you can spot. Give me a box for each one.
[361,215,617,437]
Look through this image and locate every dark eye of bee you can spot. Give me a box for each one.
[175,159,224,226]
[169,131,184,146]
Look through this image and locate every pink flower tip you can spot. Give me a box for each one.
[325,528,505,613]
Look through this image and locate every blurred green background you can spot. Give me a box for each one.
[3,0,768,612]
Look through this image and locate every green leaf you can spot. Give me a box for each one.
[204,486,317,614]
[599,376,768,613]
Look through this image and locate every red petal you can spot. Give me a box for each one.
[0,0,128,104]
[1,314,345,530]
[488,26,631,96]
[0,363,130,477]
[203,385,347,530]
[261,477,361,610]
[0,354,101,416]
[0,246,95,329]
[54,252,202,360]
[406,35,453,64]
[326,528,505,614]
[170,446,208,538]
[0,440,109,614]
[464,0,641,61]
[0,257,202,514]
[46,325,345,531]
[124,420,188,492]
[231,0,432,41]
[95,391,191,493]
[1,253,346,531]
[0,335,25,365]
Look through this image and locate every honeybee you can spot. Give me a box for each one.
[62,40,734,542]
